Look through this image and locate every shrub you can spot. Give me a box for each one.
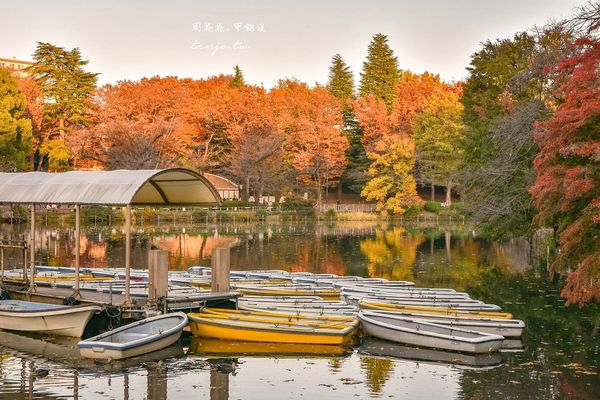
[424,201,442,213]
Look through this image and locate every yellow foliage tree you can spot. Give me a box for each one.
[361,135,422,214]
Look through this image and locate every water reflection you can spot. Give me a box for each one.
[0,221,598,399]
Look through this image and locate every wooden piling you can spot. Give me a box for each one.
[148,249,169,304]
[211,247,230,293]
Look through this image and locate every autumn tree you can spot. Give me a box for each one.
[392,71,455,136]
[230,125,285,202]
[412,89,464,204]
[271,80,348,206]
[30,42,97,171]
[351,96,394,153]
[69,76,193,170]
[229,65,245,88]
[460,27,573,236]
[359,34,400,110]
[361,135,421,214]
[530,37,600,305]
[0,68,33,171]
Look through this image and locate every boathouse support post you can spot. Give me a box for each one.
[74,204,81,294]
[148,249,169,307]
[211,247,230,293]
[124,204,132,305]
[29,204,36,292]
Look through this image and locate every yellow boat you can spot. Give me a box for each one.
[200,308,358,327]
[235,287,341,300]
[187,313,356,345]
[201,307,357,323]
[188,337,351,357]
[359,300,513,319]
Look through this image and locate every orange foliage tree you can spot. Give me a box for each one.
[271,80,348,206]
[530,38,600,305]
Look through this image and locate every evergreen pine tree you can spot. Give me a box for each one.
[31,42,98,138]
[230,65,246,88]
[0,68,33,171]
[359,34,400,109]
[327,54,354,99]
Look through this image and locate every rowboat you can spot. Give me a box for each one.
[238,305,359,317]
[358,310,504,353]
[202,307,358,323]
[342,287,470,299]
[352,297,502,311]
[360,310,524,337]
[188,337,352,357]
[188,312,356,345]
[237,300,357,312]
[234,285,341,300]
[359,338,503,369]
[0,300,100,337]
[359,300,513,319]
[78,312,188,360]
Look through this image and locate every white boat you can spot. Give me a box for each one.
[0,300,100,337]
[237,300,357,311]
[358,310,504,354]
[361,310,524,337]
[78,312,188,360]
[355,297,502,311]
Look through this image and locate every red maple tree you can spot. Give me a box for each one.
[530,37,600,305]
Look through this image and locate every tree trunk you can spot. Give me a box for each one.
[316,182,322,209]
[445,230,451,261]
[445,181,452,206]
[244,176,250,201]
[337,180,342,202]
[59,117,65,140]
[431,183,435,201]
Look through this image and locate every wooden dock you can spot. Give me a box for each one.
[1,280,239,316]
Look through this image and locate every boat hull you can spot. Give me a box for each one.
[79,329,183,360]
[188,318,354,345]
[0,304,100,337]
[359,312,504,354]
[78,312,188,360]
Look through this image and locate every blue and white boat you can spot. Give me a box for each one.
[78,312,188,360]
[0,300,101,337]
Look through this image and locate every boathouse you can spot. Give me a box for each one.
[0,168,224,307]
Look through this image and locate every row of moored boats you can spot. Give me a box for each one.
[0,266,525,360]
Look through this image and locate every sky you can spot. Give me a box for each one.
[0,0,589,88]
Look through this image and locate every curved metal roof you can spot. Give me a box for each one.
[0,168,222,206]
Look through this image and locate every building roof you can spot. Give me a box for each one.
[0,168,221,206]
[203,173,239,190]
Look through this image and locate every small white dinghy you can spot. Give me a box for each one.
[360,310,525,338]
[78,312,188,360]
[0,300,100,337]
[358,310,504,354]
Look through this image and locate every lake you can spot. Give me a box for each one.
[0,220,598,399]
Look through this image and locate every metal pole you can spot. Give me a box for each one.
[124,205,132,305]
[29,204,35,292]
[74,204,81,294]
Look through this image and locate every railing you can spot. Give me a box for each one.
[317,203,377,213]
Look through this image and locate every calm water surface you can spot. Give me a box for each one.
[0,220,598,399]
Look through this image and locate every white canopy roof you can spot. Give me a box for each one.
[0,168,222,206]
